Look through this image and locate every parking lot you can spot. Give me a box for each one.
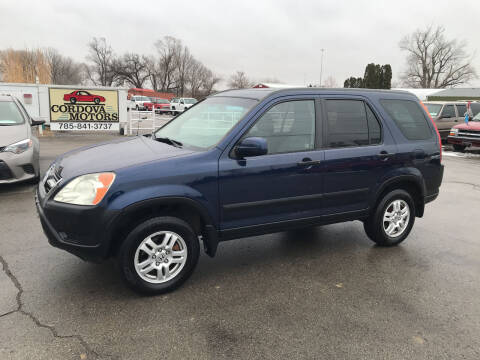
[0,134,479,360]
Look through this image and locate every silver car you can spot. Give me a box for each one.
[0,95,44,184]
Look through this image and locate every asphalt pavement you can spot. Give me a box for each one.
[0,135,479,360]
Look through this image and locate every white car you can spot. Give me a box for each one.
[170,97,197,114]
[130,96,151,111]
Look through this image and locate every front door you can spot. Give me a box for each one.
[218,99,324,231]
[437,104,457,139]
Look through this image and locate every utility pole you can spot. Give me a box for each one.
[319,49,325,87]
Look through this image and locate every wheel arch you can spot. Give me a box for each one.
[108,197,219,259]
[373,175,426,218]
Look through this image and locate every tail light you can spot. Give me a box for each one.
[420,101,442,162]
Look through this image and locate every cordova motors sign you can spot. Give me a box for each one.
[49,88,119,131]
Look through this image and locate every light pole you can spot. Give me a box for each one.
[319,49,325,87]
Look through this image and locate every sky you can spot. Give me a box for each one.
[0,0,479,88]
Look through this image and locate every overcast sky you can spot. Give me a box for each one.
[1,0,479,88]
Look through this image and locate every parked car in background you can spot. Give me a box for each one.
[144,98,171,114]
[131,96,152,110]
[423,101,467,141]
[447,111,480,151]
[0,95,44,184]
[37,88,443,294]
[170,97,197,114]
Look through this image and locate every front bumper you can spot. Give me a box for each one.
[35,186,120,262]
[447,136,480,148]
[0,148,37,184]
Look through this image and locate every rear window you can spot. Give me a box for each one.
[0,101,25,125]
[380,99,432,140]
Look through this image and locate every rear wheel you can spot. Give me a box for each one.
[118,217,200,295]
[453,144,467,152]
[94,98,100,104]
[364,189,415,246]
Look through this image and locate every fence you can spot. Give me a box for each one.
[126,109,172,135]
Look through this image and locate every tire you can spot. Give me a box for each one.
[94,98,100,104]
[70,98,76,104]
[136,105,139,110]
[118,217,200,295]
[453,144,467,152]
[364,189,416,246]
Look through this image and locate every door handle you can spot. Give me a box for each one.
[378,151,394,159]
[297,158,321,166]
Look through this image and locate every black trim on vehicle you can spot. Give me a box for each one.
[220,208,369,241]
[223,193,324,210]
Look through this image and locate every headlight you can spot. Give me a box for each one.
[449,128,458,137]
[3,139,32,154]
[54,173,115,206]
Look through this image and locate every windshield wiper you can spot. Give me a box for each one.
[153,135,183,148]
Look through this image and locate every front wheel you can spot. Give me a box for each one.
[118,217,200,295]
[453,144,467,152]
[364,189,415,246]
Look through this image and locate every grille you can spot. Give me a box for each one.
[458,129,480,138]
[0,161,13,180]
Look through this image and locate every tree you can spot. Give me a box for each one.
[399,25,477,88]
[44,48,83,85]
[228,71,251,89]
[323,76,338,88]
[343,76,364,88]
[0,48,50,84]
[153,36,183,92]
[112,53,149,88]
[85,37,116,86]
[344,63,392,89]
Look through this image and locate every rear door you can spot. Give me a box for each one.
[321,97,397,214]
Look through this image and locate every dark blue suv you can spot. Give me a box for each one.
[36,88,444,294]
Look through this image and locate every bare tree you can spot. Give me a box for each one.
[323,75,338,88]
[0,48,50,83]
[85,37,116,86]
[228,71,251,89]
[44,48,83,85]
[112,53,150,88]
[200,69,221,96]
[399,26,477,88]
[175,46,194,96]
[154,36,182,92]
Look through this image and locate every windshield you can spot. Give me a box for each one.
[157,99,170,104]
[425,104,442,117]
[0,101,25,126]
[154,97,256,149]
[140,96,151,101]
[184,98,197,104]
[472,112,480,121]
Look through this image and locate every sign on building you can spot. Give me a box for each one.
[49,88,119,131]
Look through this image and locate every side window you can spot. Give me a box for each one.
[245,100,315,154]
[456,104,467,117]
[380,99,432,140]
[441,105,456,118]
[365,105,381,144]
[325,100,369,148]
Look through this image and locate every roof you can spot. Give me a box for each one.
[392,88,443,101]
[427,88,480,98]
[253,83,303,89]
[213,87,414,101]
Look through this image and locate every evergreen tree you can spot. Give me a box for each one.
[380,64,392,89]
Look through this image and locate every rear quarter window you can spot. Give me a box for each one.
[380,99,432,140]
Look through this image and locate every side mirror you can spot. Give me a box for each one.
[234,137,268,158]
[180,101,184,105]
[31,117,45,126]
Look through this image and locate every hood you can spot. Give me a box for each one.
[453,121,480,130]
[57,136,195,179]
[0,124,28,147]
